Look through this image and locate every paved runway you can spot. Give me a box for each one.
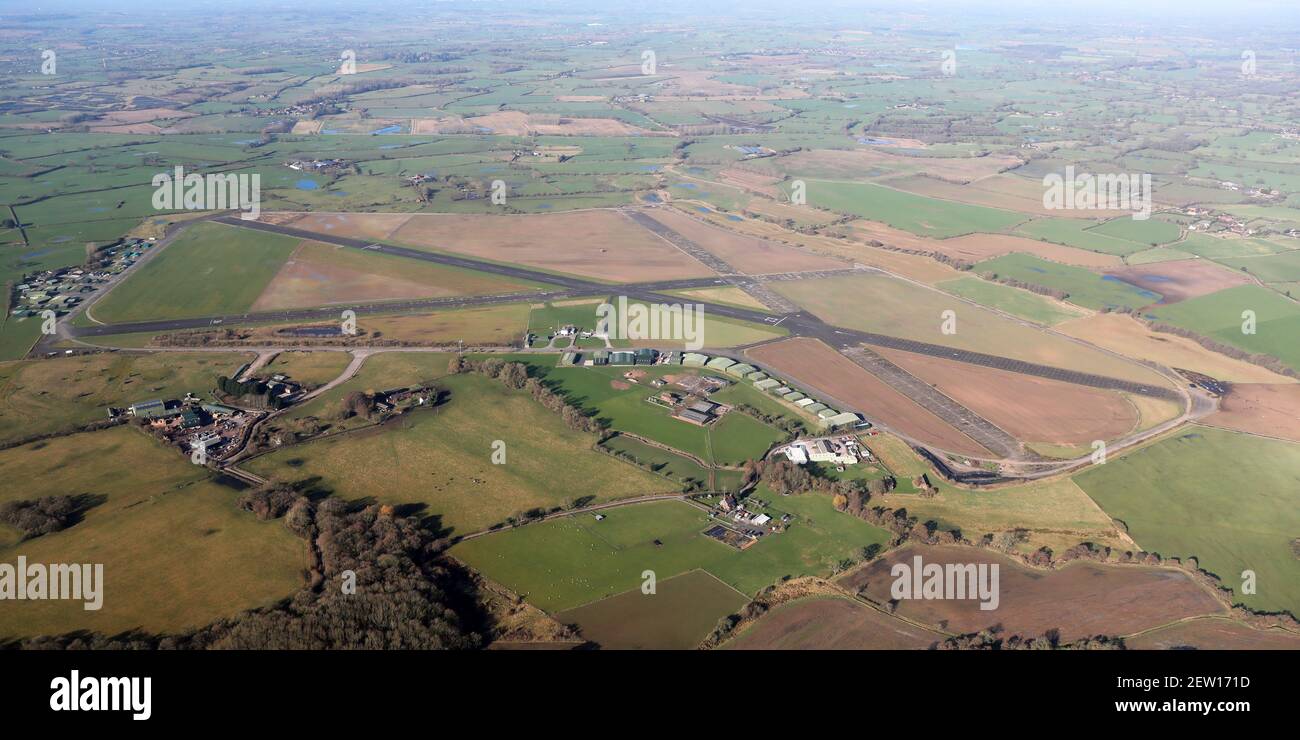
[67,212,1185,462]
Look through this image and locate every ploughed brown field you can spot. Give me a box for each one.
[645,206,848,274]
[1202,383,1300,443]
[877,347,1141,445]
[842,545,1225,642]
[1105,259,1255,305]
[1125,617,1300,650]
[746,337,992,457]
[387,210,719,282]
[724,596,942,650]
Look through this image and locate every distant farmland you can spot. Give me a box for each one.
[974,253,1161,310]
[790,180,1024,238]
[1145,284,1300,373]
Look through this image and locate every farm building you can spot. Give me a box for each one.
[178,409,205,430]
[753,378,781,391]
[705,357,736,371]
[786,438,859,466]
[200,403,241,417]
[794,397,816,407]
[805,402,828,414]
[725,363,756,378]
[678,409,713,425]
[745,371,768,382]
[682,352,709,367]
[785,392,806,402]
[773,387,794,397]
[822,412,861,428]
[817,408,840,420]
[687,400,720,416]
[127,399,185,420]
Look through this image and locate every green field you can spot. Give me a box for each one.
[91,221,299,323]
[1088,217,1182,247]
[1073,427,1300,615]
[937,276,1086,325]
[599,433,717,490]
[0,313,44,361]
[553,569,748,649]
[1145,284,1300,372]
[453,493,891,612]
[1016,217,1154,256]
[975,253,1162,310]
[1217,249,1300,284]
[0,427,305,638]
[245,372,671,534]
[1177,233,1295,260]
[792,180,1024,237]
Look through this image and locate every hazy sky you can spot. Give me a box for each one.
[6,0,1300,26]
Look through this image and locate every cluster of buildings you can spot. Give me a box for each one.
[285,158,349,172]
[559,348,864,431]
[1186,210,1256,237]
[112,397,252,462]
[12,238,154,318]
[780,435,865,469]
[683,353,862,429]
[716,493,789,536]
[559,347,661,367]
